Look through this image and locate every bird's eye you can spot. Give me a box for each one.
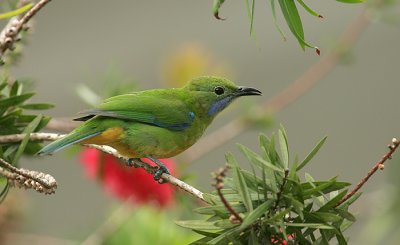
[214,86,225,95]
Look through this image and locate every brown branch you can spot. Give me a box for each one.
[213,165,243,224]
[181,8,371,163]
[0,132,65,143]
[334,138,400,208]
[0,0,53,61]
[0,132,208,203]
[0,158,57,194]
[87,144,208,204]
[274,169,289,211]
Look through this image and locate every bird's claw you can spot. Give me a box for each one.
[154,166,170,184]
[127,158,134,167]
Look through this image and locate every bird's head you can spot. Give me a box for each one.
[184,76,262,117]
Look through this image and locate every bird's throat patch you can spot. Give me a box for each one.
[208,96,234,116]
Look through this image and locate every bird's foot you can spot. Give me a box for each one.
[154,165,170,184]
[127,158,140,167]
[147,156,170,184]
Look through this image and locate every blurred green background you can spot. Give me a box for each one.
[1,0,400,244]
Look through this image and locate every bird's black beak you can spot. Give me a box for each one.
[236,86,262,97]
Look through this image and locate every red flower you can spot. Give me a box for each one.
[271,233,294,245]
[79,148,175,207]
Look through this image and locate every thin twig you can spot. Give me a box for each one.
[0,132,65,143]
[334,138,400,208]
[0,132,208,203]
[213,165,243,224]
[274,169,289,211]
[0,158,57,194]
[181,8,371,163]
[0,0,53,61]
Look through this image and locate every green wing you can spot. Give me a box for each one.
[75,90,195,131]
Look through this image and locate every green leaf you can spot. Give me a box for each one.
[288,155,299,181]
[312,212,342,223]
[35,116,51,132]
[189,237,213,245]
[3,145,18,159]
[249,229,258,245]
[336,0,363,3]
[246,0,256,35]
[278,126,289,169]
[265,208,292,223]
[12,114,42,164]
[296,0,322,18]
[335,232,348,245]
[336,192,362,208]
[20,103,55,110]
[195,203,246,215]
[9,81,21,97]
[240,199,274,229]
[0,180,9,204]
[270,0,286,40]
[297,136,327,171]
[175,220,224,230]
[0,93,35,114]
[214,219,238,229]
[284,194,304,219]
[319,189,348,212]
[212,0,226,19]
[192,229,219,238]
[203,193,219,205]
[208,226,242,244]
[335,208,356,222]
[226,152,253,212]
[0,82,8,92]
[237,144,283,173]
[284,222,333,229]
[268,133,282,167]
[302,179,351,199]
[0,3,33,19]
[279,0,317,50]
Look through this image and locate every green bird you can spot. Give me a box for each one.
[38,76,261,181]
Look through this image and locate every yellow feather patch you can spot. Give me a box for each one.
[81,127,124,145]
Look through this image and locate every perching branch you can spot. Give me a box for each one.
[87,144,208,204]
[0,132,208,204]
[0,0,53,61]
[334,138,400,207]
[213,165,242,224]
[0,158,57,194]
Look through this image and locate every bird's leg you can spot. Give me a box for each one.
[147,156,170,184]
[127,158,141,167]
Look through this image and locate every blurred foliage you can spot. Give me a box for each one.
[162,43,232,87]
[0,3,32,19]
[103,206,199,245]
[77,64,139,107]
[0,78,53,202]
[212,0,364,53]
[178,127,359,244]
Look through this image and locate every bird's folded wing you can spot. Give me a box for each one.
[74,93,195,131]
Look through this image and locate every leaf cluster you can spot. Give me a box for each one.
[0,78,53,200]
[212,0,363,52]
[177,127,360,244]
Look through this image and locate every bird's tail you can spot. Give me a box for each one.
[37,131,101,156]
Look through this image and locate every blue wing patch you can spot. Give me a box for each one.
[154,111,195,130]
